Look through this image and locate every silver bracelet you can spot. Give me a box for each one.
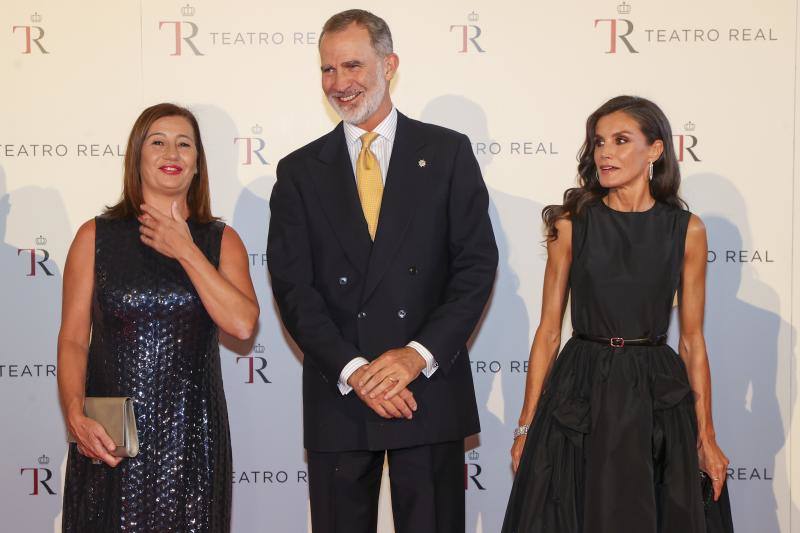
[513,424,529,439]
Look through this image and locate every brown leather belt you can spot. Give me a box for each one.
[573,332,667,348]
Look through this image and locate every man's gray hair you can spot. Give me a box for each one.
[320,9,393,56]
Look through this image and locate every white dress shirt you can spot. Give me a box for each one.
[337,107,439,395]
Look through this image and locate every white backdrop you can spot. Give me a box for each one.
[2,1,799,531]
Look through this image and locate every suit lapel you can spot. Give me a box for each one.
[361,113,426,304]
[309,123,372,274]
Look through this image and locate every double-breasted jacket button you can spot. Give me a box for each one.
[357,311,367,319]
[338,276,349,286]
[408,266,418,275]
[397,309,407,319]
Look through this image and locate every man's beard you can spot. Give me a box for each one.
[328,68,387,126]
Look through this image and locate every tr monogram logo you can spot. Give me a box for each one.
[236,343,271,384]
[673,122,701,162]
[594,2,638,54]
[18,235,54,277]
[450,11,486,53]
[20,455,56,495]
[12,12,49,54]
[159,4,204,56]
[234,125,269,166]
[464,450,486,490]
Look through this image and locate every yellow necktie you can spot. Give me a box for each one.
[356,132,384,240]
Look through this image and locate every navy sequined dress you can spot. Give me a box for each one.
[62,216,232,532]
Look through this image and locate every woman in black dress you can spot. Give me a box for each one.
[502,96,732,532]
[58,103,259,532]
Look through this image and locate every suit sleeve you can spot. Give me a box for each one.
[414,134,498,374]
[267,159,362,384]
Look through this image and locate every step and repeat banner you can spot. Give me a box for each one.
[2,1,798,531]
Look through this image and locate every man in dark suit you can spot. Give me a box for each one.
[267,9,497,533]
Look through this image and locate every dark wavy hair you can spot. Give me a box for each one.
[543,95,686,240]
[104,103,217,223]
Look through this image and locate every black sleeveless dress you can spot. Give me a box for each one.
[502,201,730,533]
[62,216,232,532]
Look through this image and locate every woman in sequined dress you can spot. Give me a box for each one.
[58,103,259,532]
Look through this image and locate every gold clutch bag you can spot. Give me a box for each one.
[67,397,140,458]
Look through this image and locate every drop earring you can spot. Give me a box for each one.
[648,161,654,181]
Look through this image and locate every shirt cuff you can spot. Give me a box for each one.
[407,341,439,378]
[338,357,370,395]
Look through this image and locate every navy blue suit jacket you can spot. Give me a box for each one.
[268,112,497,452]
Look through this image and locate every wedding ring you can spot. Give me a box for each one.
[712,476,720,480]
[388,376,399,382]
[92,459,102,465]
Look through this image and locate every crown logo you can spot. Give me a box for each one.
[467,11,479,22]
[31,12,43,23]
[181,4,195,17]
[683,121,696,131]
[38,454,50,465]
[467,450,479,460]
[617,1,631,14]
[254,343,266,354]
[35,235,47,246]
[251,124,263,135]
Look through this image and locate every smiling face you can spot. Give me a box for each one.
[320,22,397,131]
[593,110,663,189]
[139,115,198,198]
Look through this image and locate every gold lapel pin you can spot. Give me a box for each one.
[418,159,427,168]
